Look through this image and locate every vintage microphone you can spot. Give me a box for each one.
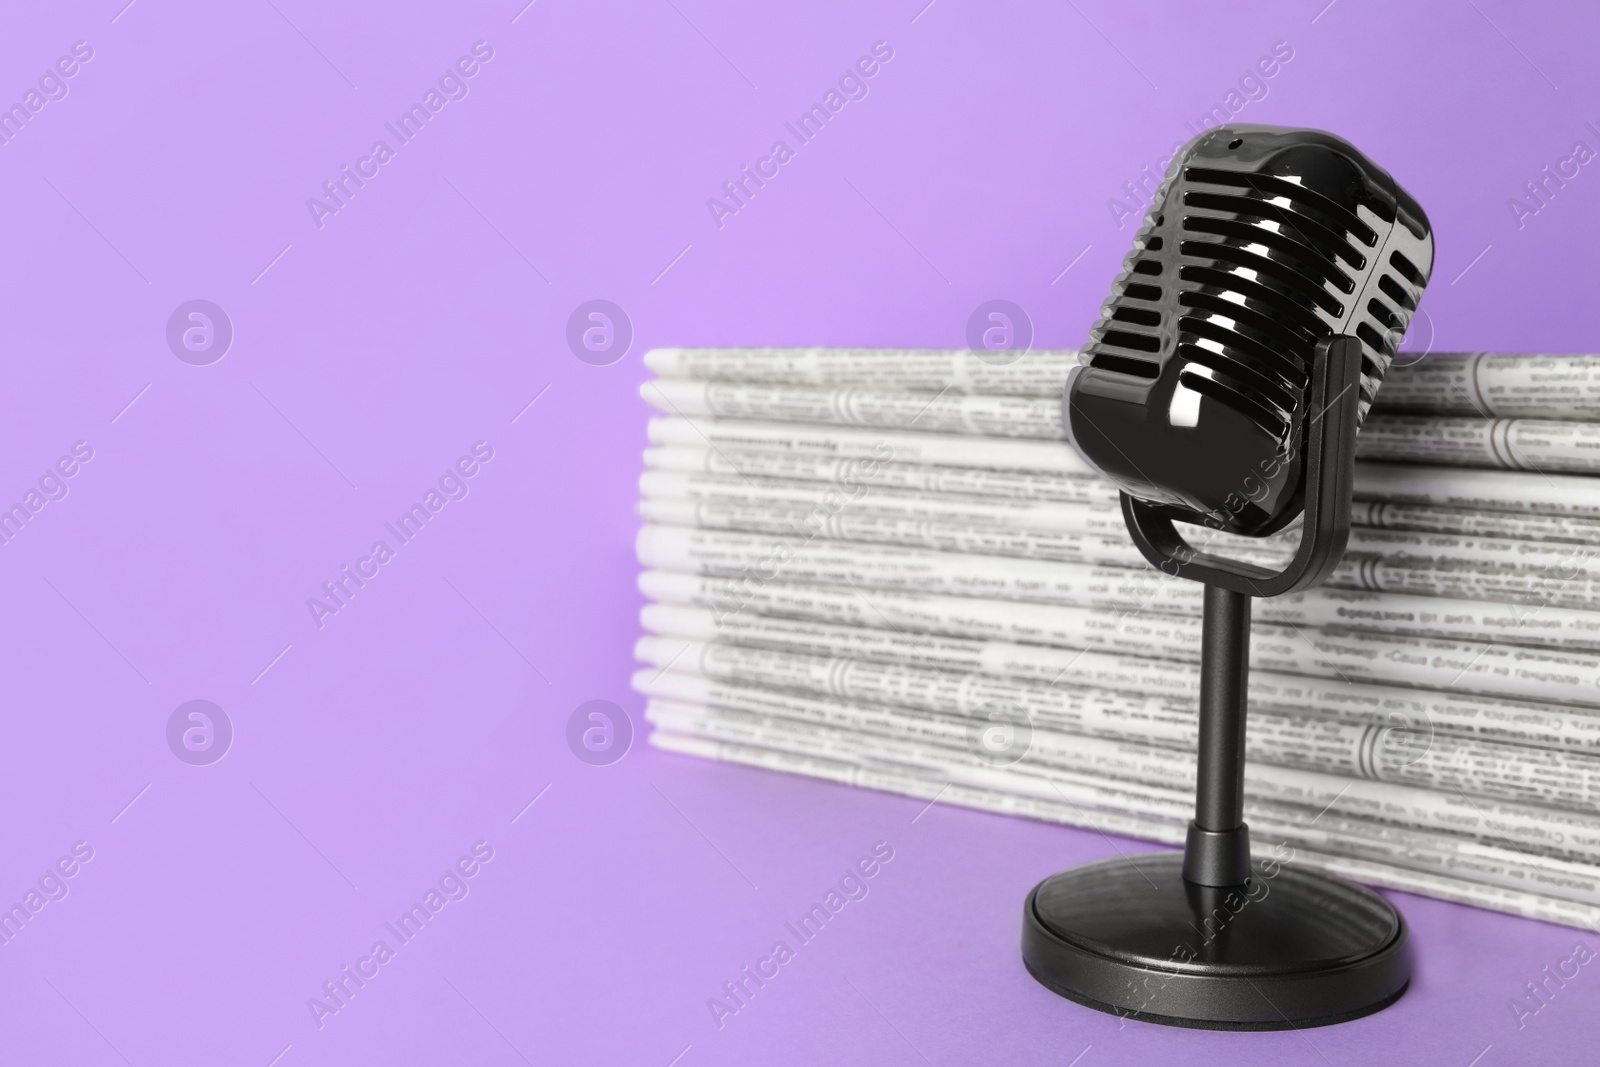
[1021,124,1434,1029]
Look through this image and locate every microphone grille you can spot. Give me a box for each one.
[1083,126,1434,444]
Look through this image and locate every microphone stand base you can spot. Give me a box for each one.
[1021,852,1409,1030]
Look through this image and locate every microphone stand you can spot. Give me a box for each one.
[1021,337,1413,1029]
[1185,583,1253,889]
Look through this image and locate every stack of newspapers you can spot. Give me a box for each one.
[633,349,1600,928]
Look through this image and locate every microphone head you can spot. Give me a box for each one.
[1063,124,1433,537]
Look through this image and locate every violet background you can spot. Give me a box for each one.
[1,0,1595,1063]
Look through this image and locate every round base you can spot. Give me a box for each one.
[1022,853,1409,1030]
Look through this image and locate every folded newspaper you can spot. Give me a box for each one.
[634,349,1600,930]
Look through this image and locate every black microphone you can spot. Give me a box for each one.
[1022,125,1434,1030]
[1064,124,1432,538]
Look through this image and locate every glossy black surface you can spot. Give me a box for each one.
[1064,124,1434,536]
[1121,335,1364,598]
[1022,853,1410,1029]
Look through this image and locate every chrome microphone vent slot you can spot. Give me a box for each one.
[1367,297,1402,331]
[1087,352,1161,378]
[1388,249,1426,286]
[1099,329,1162,353]
[1377,273,1417,311]
[1111,306,1161,327]
[1355,321,1389,357]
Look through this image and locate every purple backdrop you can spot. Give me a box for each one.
[2,0,1596,1063]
